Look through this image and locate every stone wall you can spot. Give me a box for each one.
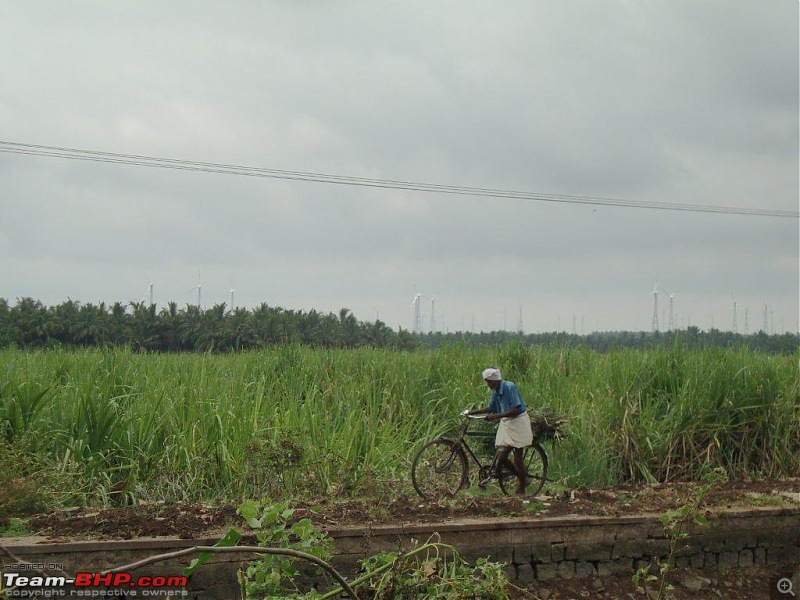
[328,506,799,586]
[1,506,797,598]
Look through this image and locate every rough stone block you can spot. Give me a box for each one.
[515,561,536,584]
[738,549,754,567]
[693,531,732,553]
[444,528,513,560]
[575,561,597,578]
[754,519,800,546]
[672,538,701,557]
[557,561,576,579]
[564,528,614,560]
[527,539,554,563]
[674,555,691,569]
[719,551,739,568]
[333,534,372,556]
[330,554,362,577]
[754,547,767,566]
[706,517,758,547]
[611,525,647,559]
[534,562,558,581]
[703,552,718,567]
[562,528,613,561]
[645,521,668,538]
[458,542,511,566]
[598,558,633,576]
[767,545,800,566]
[632,558,652,574]
[550,541,566,562]
[596,561,613,577]
[644,537,671,559]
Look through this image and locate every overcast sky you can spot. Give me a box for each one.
[1,1,798,334]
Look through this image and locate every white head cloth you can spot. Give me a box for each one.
[482,367,502,381]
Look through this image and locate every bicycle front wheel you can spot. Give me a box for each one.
[498,443,549,496]
[411,438,468,501]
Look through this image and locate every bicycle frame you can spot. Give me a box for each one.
[448,414,501,481]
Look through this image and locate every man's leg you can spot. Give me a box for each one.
[495,446,513,476]
[513,448,528,493]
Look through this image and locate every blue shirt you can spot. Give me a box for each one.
[488,380,527,416]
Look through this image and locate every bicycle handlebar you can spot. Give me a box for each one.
[461,409,487,419]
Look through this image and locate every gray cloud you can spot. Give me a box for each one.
[0,0,797,333]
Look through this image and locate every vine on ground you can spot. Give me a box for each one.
[230,499,518,599]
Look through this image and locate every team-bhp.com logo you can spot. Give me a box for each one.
[2,572,188,597]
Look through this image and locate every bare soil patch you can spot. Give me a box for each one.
[25,477,799,540]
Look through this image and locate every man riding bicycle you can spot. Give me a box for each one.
[466,367,533,494]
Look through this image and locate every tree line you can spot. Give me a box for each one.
[417,327,799,355]
[0,297,797,354]
[0,297,410,352]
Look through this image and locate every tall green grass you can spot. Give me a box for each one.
[0,343,797,508]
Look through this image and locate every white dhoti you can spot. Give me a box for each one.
[495,413,533,448]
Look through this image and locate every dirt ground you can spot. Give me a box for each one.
[18,478,800,599]
[25,477,800,540]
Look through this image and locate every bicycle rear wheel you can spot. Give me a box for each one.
[411,438,468,501]
[497,443,548,496]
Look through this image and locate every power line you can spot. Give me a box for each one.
[1,140,797,218]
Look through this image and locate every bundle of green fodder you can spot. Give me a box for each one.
[474,406,567,455]
[529,406,568,443]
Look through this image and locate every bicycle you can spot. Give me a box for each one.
[411,409,548,501]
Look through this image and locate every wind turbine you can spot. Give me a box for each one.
[410,291,422,334]
[651,282,659,332]
[659,287,678,331]
[424,295,437,333]
[226,278,235,312]
[731,293,738,333]
[187,273,202,309]
[141,272,154,306]
[668,292,676,331]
